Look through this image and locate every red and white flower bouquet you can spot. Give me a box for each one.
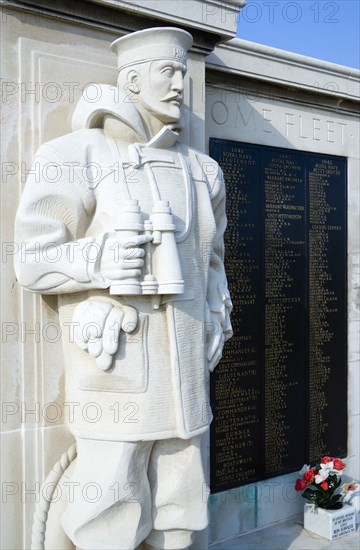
[295,456,346,509]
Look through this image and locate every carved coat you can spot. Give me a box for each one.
[14,87,232,441]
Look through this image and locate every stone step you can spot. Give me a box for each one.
[209,515,360,550]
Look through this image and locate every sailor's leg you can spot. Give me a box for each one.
[144,436,209,550]
[61,438,153,550]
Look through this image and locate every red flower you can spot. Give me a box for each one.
[295,478,307,491]
[303,468,315,485]
[321,456,333,464]
[333,458,346,471]
[320,481,329,491]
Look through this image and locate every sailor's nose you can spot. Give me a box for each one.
[171,71,184,93]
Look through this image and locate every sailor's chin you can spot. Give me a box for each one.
[159,105,181,123]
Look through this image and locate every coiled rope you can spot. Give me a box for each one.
[31,443,77,549]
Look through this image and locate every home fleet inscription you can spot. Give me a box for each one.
[210,139,347,493]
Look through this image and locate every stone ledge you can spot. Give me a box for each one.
[0,0,244,45]
[206,39,360,101]
[209,514,360,549]
[0,0,222,54]
[87,0,245,38]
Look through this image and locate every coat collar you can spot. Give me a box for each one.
[71,84,181,149]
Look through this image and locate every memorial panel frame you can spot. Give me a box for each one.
[210,138,347,494]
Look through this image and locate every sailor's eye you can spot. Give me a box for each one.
[161,67,174,77]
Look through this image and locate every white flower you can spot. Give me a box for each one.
[315,468,330,484]
[320,461,333,472]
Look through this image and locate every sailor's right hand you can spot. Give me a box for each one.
[72,299,138,371]
[100,232,152,281]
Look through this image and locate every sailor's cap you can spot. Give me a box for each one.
[110,27,193,71]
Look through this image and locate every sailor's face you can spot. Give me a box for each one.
[138,59,186,124]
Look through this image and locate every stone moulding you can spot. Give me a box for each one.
[87,0,246,37]
[207,38,360,101]
[0,0,245,51]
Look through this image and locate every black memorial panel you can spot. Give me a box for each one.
[210,146,262,490]
[262,150,307,478]
[209,139,347,493]
[307,157,348,462]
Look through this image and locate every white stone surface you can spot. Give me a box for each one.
[347,414,360,481]
[351,495,360,526]
[0,431,23,550]
[348,160,360,255]
[210,515,360,550]
[206,84,359,158]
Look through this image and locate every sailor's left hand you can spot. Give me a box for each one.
[206,308,225,372]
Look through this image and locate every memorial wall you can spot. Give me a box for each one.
[206,44,359,542]
[0,1,359,548]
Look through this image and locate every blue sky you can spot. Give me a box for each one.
[236,0,360,69]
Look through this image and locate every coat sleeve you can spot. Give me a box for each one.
[206,162,233,344]
[14,142,108,294]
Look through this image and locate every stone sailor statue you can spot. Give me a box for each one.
[14,27,232,550]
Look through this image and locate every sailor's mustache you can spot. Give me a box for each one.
[160,93,183,104]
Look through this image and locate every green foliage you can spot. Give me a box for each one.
[301,474,343,509]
